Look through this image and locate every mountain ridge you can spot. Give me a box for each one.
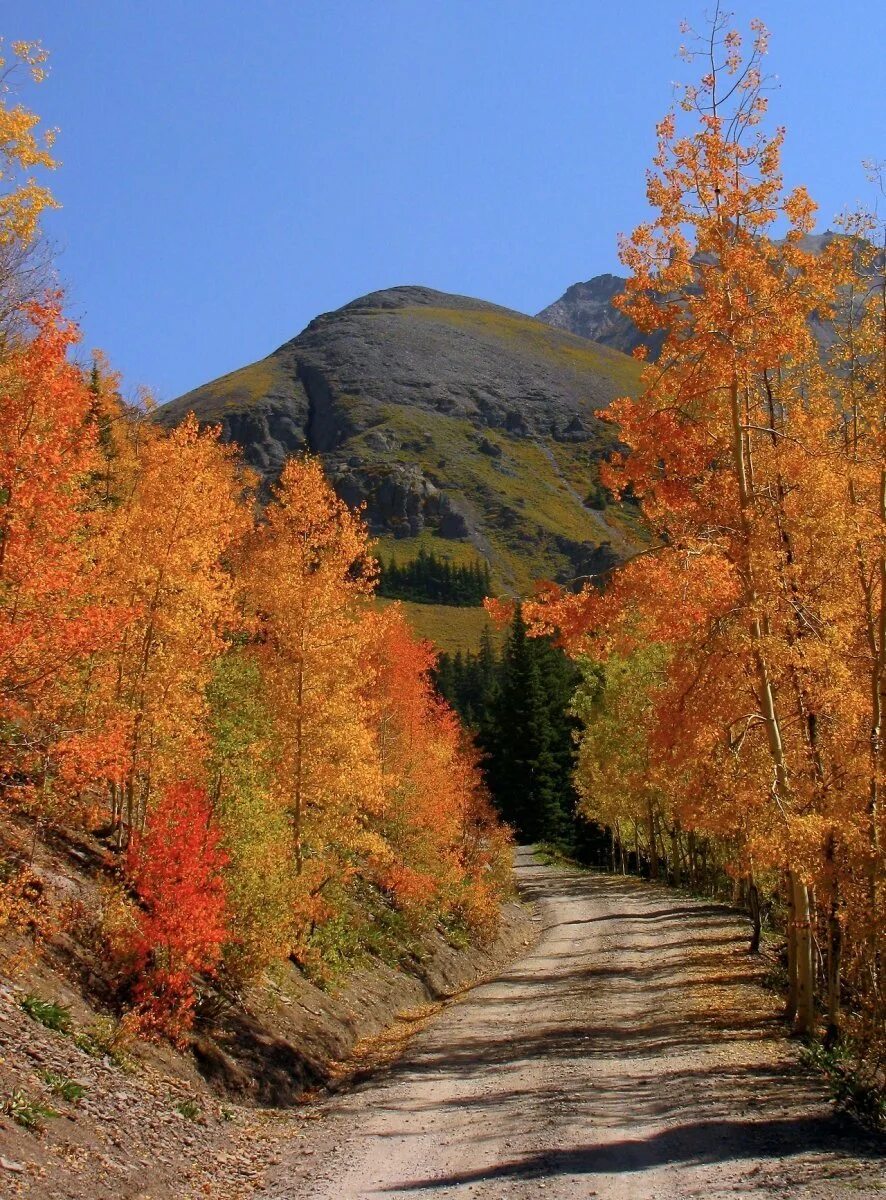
[535,232,860,354]
[536,272,650,357]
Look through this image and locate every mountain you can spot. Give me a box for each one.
[536,233,855,356]
[157,286,643,596]
[536,273,650,358]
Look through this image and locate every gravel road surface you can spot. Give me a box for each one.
[260,849,884,1199]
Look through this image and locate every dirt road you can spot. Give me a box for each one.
[260,850,883,1199]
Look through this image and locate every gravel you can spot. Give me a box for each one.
[257,849,884,1199]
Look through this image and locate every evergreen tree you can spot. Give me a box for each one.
[433,613,591,849]
[533,633,585,847]
[476,625,498,704]
[377,548,490,605]
[434,649,456,703]
[481,607,564,842]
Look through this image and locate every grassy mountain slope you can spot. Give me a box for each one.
[158,286,644,645]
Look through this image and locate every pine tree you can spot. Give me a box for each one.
[433,651,457,706]
[482,607,563,842]
[476,625,498,707]
[377,548,490,605]
[535,633,582,844]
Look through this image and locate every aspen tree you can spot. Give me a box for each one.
[527,11,855,1035]
[94,415,248,841]
[240,457,384,943]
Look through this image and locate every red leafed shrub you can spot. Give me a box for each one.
[124,781,228,1043]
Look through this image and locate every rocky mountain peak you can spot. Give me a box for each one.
[156,285,642,592]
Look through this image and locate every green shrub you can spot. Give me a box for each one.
[301,881,425,986]
[2,1088,59,1132]
[73,1015,133,1069]
[19,994,73,1033]
[39,1069,86,1103]
[801,1040,886,1131]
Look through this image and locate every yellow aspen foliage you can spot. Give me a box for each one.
[206,649,294,983]
[0,39,57,248]
[529,13,885,1053]
[0,59,513,1030]
[240,457,386,954]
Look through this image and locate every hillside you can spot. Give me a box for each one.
[157,286,643,599]
[0,812,533,1199]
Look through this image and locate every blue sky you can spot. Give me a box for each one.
[5,1,884,401]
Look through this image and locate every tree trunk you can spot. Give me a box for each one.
[615,820,626,875]
[671,826,683,888]
[825,890,843,1047]
[647,798,659,880]
[870,482,884,977]
[786,875,799,1025]
[722,264,808,1020]
[792,873,815,1036]
[747,874,762,954]
[293,654,305,874]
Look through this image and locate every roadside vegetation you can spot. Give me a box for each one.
[524,13,885,1123]
[0,2,883,1149]
[0,41,511,1054]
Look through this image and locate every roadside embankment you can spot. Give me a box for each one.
[0,818,538,1199]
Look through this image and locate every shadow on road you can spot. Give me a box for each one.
[301,853,885,1200]
[384,1114,883,1191]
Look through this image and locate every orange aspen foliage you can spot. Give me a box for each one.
[444,734,513,937]
[371,605,511,932]
[528,13,884,1043]
[826,203,886,1049]
[0,58,514,1032]
[92,413,251,841]
[368,607,473,910]
[0,49,511,1017]
[0,303,126,816]
[125,780,228,1042]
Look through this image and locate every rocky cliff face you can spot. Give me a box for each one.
[536,273,653,358]
[157,285,643,592]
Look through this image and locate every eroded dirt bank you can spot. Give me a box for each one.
[258,849,884,1200]
[0,870,535,1200]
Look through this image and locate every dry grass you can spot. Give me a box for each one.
[375,599,502,654]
